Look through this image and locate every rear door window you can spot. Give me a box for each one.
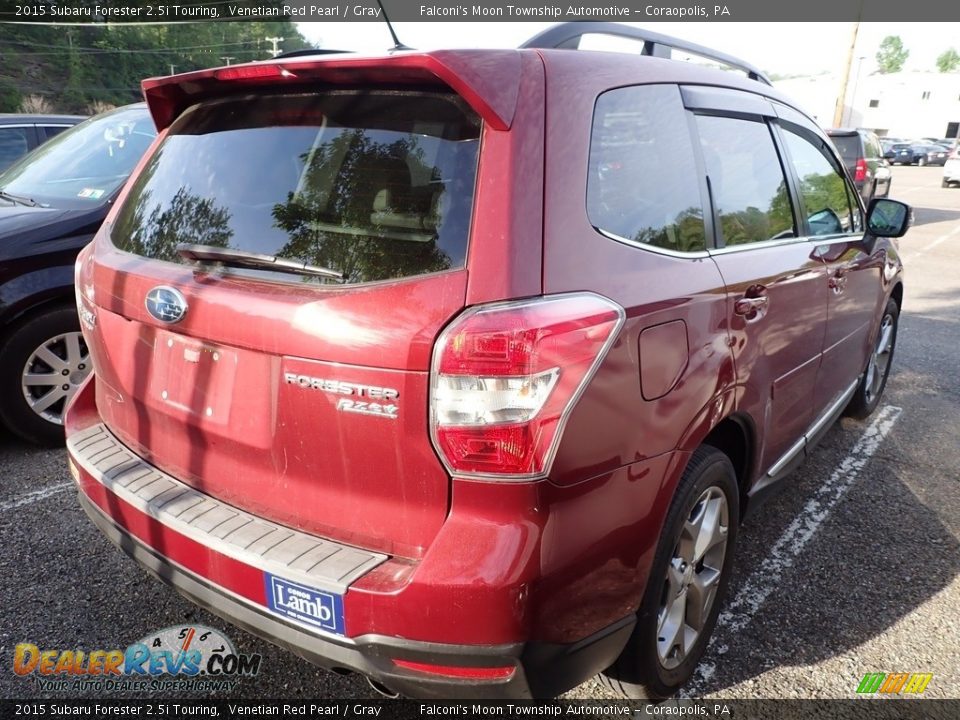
[0,127,31,171]
[112,91,481,285]
[695,115,795,247]
[39,125,71,141]
[587,85,707,253]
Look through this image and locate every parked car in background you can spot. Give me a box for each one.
[920,144,951,166]
[884,142,911,162]
[943,145,960,187]
[0,103,155,444]
[893,143,949,166]
[65,23,909,700]
[827,128,890,202]
[0,114,85,171]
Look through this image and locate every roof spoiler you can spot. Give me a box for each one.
[521,21,772,86]
[141,50,523,132]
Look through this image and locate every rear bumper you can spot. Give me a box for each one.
[78,491,631,698]
[64,376,649,698]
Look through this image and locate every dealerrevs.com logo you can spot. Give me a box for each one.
[13,625,261,693]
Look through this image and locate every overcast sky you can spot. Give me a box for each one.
[296,22,959,77]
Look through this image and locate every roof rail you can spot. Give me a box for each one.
[520,22,772,87]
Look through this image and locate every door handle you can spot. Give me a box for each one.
[829,263,854,293]
[734,295,769,317]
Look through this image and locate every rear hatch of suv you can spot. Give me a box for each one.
[80,53,537,558]
[827,130,862,180]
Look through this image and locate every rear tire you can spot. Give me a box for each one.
[846,298,899,420]
[0,306,90,445]
[598,445,739,699]
[944,178,951,188]
[918,157,927,167]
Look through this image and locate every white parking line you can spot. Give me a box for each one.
[683,404,903,697]
[904,222,960,260]
[0,481,73,513]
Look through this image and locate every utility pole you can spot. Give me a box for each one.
[833,20,861,127]
[266,36,284,58]
[845,56,866,127]
[220,56,235,66]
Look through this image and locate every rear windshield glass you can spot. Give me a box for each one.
[112,91,481,285]
[828,134,860,162]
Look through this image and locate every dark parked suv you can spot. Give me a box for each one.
[65,23,910,699]
[826,128,891,202]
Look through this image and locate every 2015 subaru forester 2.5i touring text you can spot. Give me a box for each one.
[65,23,910,699]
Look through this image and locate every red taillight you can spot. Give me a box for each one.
[392,659,516,680]
[430,293,624,479]
[854,158,868,182]
[214,64,295,81]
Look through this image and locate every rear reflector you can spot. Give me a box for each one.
[430,293,625,479]
[392,659,516,680]
[215,64,295,81]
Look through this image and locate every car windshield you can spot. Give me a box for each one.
[0,106,155,209]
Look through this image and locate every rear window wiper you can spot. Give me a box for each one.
[175,244,343,281]
[0,188,40,207]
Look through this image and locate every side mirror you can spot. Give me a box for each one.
[866,198,912,238]
[809,208,843,236]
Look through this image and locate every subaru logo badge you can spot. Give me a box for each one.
[145,286,188,324]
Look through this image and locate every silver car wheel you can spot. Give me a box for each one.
[657,486,729,670]
[20,331,91,425]
[864,313,894,405]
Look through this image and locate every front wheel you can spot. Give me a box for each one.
[599,446,739,699]
[846,298,899,419]
[918,157,927,167]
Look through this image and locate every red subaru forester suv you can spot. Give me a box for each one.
[65,23,910,699]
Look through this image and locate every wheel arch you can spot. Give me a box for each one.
[890,281,903,312]
[700,413,755,518]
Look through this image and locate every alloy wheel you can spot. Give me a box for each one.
[657,486,729,670]
[20,331,91,425]
[864,313,895,405]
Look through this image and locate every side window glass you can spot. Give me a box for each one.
[587,85,706,253]
[782,128,859,236]
[0,127,31,171]
[695,115,795,246]
[40,125,70,141]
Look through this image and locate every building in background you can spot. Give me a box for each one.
[776,71,960,139]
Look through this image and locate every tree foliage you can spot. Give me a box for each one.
[936,48,960,73]
[0,17,312,113]
[876,36,909,74]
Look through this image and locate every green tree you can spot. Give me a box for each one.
[0,16,313,113]
[876,36,909,74]
[936,48,960,73]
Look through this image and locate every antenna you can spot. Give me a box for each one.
[374,0,411,51]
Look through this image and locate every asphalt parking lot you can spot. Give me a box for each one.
[1,165,958,702]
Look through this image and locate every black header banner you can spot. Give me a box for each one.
[2,699,958,719]
[1,0,959,23]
